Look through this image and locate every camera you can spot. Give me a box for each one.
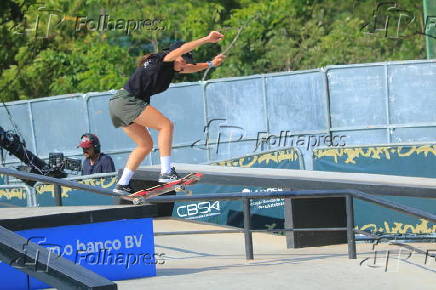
[48,153,82,173]
[0,126,81,185]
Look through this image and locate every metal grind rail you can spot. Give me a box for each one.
[148,190,436,260]
[0,167,435,260]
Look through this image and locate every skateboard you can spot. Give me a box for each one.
[121,172,203,205]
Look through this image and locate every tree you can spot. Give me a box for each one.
[0,0,428,102]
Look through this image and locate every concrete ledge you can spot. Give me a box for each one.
[0,205,157,231]
[136,163,436,198]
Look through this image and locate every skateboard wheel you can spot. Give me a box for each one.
[133,197,145,205]
[175,185,185,192]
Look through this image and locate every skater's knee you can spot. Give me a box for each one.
[159,118,174,131]
[137,138,153,151]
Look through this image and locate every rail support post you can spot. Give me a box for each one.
[54,184,63,206]
[346,194,356,259]
[284,197,295,248]
[243,197,254,260]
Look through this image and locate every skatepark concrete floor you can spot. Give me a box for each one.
[117,218,435,290]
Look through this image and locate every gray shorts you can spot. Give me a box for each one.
[109,89,149,128]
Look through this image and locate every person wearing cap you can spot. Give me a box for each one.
[109,31,225,194]
[78,133,115,175]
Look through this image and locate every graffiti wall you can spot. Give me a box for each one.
[314,145,436,234]
[0,187,28,207]
[34,176,117,206]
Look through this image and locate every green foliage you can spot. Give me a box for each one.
[0,0,428,101]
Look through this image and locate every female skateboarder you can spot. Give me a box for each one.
[110,31,225,194]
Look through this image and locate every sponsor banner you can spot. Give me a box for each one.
[0,263,27,290]
[172,184,286,230]
[172,148,301,229]
[245,188,285,211]
[314,145,436,234]
[0,218,156,289]
[176,200,222,220]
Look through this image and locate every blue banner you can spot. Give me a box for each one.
[0,218,157,289]
[0,263,28,290]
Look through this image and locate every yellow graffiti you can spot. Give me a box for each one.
[212,149,299,168]
[240,156,258,168]
[358,219,435,234]
[0,188,26,200]
[314,145,436,164]
[257,151,298,164]
[35,184,73,198]
[35,177,118,198]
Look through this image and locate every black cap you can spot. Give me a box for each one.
[166,41,195,64]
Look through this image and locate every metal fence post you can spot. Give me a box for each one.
[54,184,63,206]
[24,185,34,207]
[284,197,295,248]
[346,194,356,259]
[243,197,254,260]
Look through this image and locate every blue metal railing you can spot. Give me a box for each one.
[1,167,435,260]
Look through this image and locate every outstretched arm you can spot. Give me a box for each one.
[163,31,224,62]
[179,54,226,74]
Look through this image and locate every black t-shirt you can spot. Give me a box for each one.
[123,52,175,102]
